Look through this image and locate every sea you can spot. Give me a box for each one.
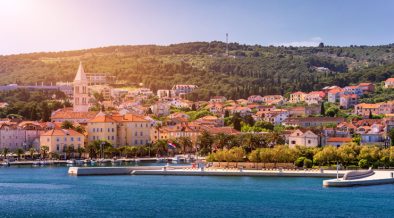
[1,163,394,218]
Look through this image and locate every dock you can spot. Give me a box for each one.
[68,166,345,178]
[323,170,394,187]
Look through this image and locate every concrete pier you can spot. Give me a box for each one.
[68,166,345,178]
[323,170,394,187]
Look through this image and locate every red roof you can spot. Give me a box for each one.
[327,137,352,142]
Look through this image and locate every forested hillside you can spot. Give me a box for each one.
[0,42,394,100]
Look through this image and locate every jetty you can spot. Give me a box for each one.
[323,169,394,187]
[68,166,345,178]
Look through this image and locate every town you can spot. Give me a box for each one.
[0,62,394,169]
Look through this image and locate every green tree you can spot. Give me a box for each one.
[196,130,214,156]
[40,146,49,159]
[61,120,74,129]
[16,148,24,160]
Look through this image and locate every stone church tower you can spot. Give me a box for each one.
[73,62,89,112]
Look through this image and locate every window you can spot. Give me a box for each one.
[93,128,95,132]
[140,140,143,145]
[134,140,138,145]
[56,144,59,151]
[56,137,60,142]
[107,136,110,140]
[71,137,74,141]
[140,132,143,136]
[47,138,50,142]
[78,137,81,141]
[291,141,296,144]
[112,136,115,140]
[108,128,110,132]
[308,140,311,144]
[112,128,114,132]
[135,132,137,136]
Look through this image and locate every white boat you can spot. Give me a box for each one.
[83,159,91,164]
[32,161,40,166]
[39,161,49,165]
[135,158,141,162]
[66,160,75,164]
[75,160,84,165]
[156,158,165,162]
[1,161,10,166]
[90,160,96,165]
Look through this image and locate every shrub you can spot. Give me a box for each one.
[358,159,369,169]
[294,157,306,167]
[303,158,313,168]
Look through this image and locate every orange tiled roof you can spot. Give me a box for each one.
[41,129,83,137]
[327,137,352,142]
[51,108,98,120]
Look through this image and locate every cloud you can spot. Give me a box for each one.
[274,37,323,47]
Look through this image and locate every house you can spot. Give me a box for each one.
[343,85,363,96]
[288,129,320,148]
[171,85,198,96]
[247,95,264,103]
[262,95,284,104]
[87,113,151,147]
[305,91,325,105]
[194,116,224,127]
[260,109,289,125]
[157,89,175,98]
[207,103,224,115]
[325,137,352,147]
[288,106,320,117]
[0,122,46,151]
[327,88,343,103]
[51,108,99,124]
[283,117,345,128]
[210,96,227,103]
[384,78,394,88]
[150,102,170,116]
[289,92,307,103]
[357,83,375,93]
[151,123,201,144]
[40,129,85,155]
[340,94,358,109]
[354,102,394,117]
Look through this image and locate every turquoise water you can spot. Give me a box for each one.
[1,165,394,218]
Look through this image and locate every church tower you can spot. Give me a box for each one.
[73,62,90,112]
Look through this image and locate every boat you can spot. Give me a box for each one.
[1,161,10,166]
[39,161,49,165]
[83,159,91,164]
[90,160,96,165]
[135,158,141,162]
[111,159,122,164]
[66,160,75,164]
[156,158,165,162]
[75,160,84,165]
[32,161,40,166]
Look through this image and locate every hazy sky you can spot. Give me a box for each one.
[1,0,393,55]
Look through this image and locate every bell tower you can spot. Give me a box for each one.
[73,62,89,112]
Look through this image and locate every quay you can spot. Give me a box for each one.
[323,170,394,187]
[68,166,394,187]
[68,166,345,178]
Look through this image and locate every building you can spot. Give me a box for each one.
[85,73,115,86]
[150,102,170,116]
[0,122,46,151]
[40,129,85,155]
[354,102,394,117]
[384,78,394,88]
[248,95,264,103]
[340,94,358,109]
[327,88,343,103]
[73,62,90,112]
[343,85,363,96]
[51,108,98,124]
[305,91,325,105]
[288,129,320,148]
[325,137,352,147]
[283,117,345,128]
[172,85,198,96]
[210,96,227,103]
[260,109,289,125]
[151,123,201,144]
[357,83,375,93]
[157,89,175,98]
[289,92,307,103]
[87,113,151,147]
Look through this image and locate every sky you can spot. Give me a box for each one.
[0,0,394,55]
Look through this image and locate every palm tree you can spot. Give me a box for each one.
[2,148,9,159]
[153,140,168,157]
[29,148,36,160]
[176,137,193,154]
[65,146,75,159]
[40,146,49,159]
[77,147,85,159]
[16,148,24,160]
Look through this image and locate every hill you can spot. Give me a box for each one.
[0,42,394,100]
